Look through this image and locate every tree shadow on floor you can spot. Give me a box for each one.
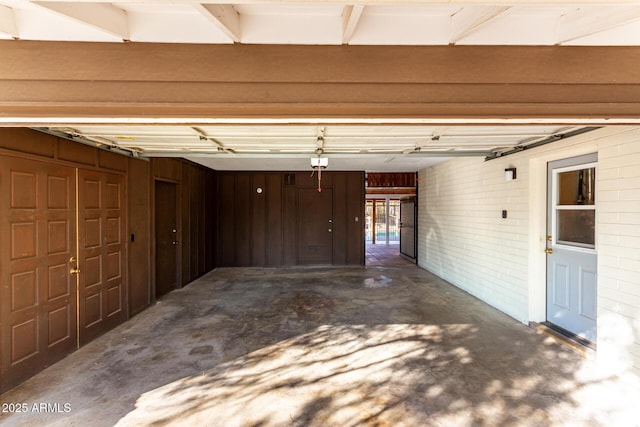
[1,266,639,426]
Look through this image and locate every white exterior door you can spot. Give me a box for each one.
[546,153,597,343]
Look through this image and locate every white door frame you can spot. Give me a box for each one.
[526,129,611,325]
[545,154,598,341]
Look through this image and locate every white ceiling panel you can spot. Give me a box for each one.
[5,1,121,41]
[187,154,452,172]
[457,6,571,45]
[1,1,639,45]
[239,11,342,44]
[123,6,234,43]
[234,4,344,16]
[351,11,452,45]
[563,9,640,45]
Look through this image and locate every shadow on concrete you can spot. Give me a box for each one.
[1,266,638,426]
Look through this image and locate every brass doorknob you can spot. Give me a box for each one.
[70,267,81,275]
[544,248,553,254]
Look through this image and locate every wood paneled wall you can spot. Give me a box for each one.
[0,128,152,319]
[217,171,364,267]
[0,129,224,393]
[127,158,151,316]
[0,128,153,392]
[151,158,216,286]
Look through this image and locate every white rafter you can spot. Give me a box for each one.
[557,5,640,44]
[342,4,364,44]
[0,5,18,38]
[32,2,129,40]
[450,5,511,44]
[193,4,240,43]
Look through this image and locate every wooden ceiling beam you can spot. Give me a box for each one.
[1,42,640,121]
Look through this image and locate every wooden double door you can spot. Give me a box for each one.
[0,157,126,392]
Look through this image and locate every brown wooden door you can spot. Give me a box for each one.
[77,170,127,346]
[298,188,333,264]
[155,181,178,297]
[0,158,77,392]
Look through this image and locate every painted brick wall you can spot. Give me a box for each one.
[597,137,640,375]
[418,127,640,375]
[418,156,530,322]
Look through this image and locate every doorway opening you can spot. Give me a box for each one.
[365,197,414,266]
[365,199,400,245]
[363,172,417,266]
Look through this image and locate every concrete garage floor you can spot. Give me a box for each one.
[1,265,639,427]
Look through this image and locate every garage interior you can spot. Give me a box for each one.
[2,0,640,425]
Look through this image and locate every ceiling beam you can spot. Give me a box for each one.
[450,5,511,44]
[557,6,640,44]
[0,5,18,38]
[32,2,129,40]
[2,43,640,121]
[193,4,240,43]
[342,4,364,44]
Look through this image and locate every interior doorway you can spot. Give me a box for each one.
[365,197,413,266]
[155,181,179,298]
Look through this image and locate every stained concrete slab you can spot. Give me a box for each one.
[1,265,639,426]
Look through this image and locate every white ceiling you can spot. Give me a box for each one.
[5,1,639,171]
[2,1,640,45]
